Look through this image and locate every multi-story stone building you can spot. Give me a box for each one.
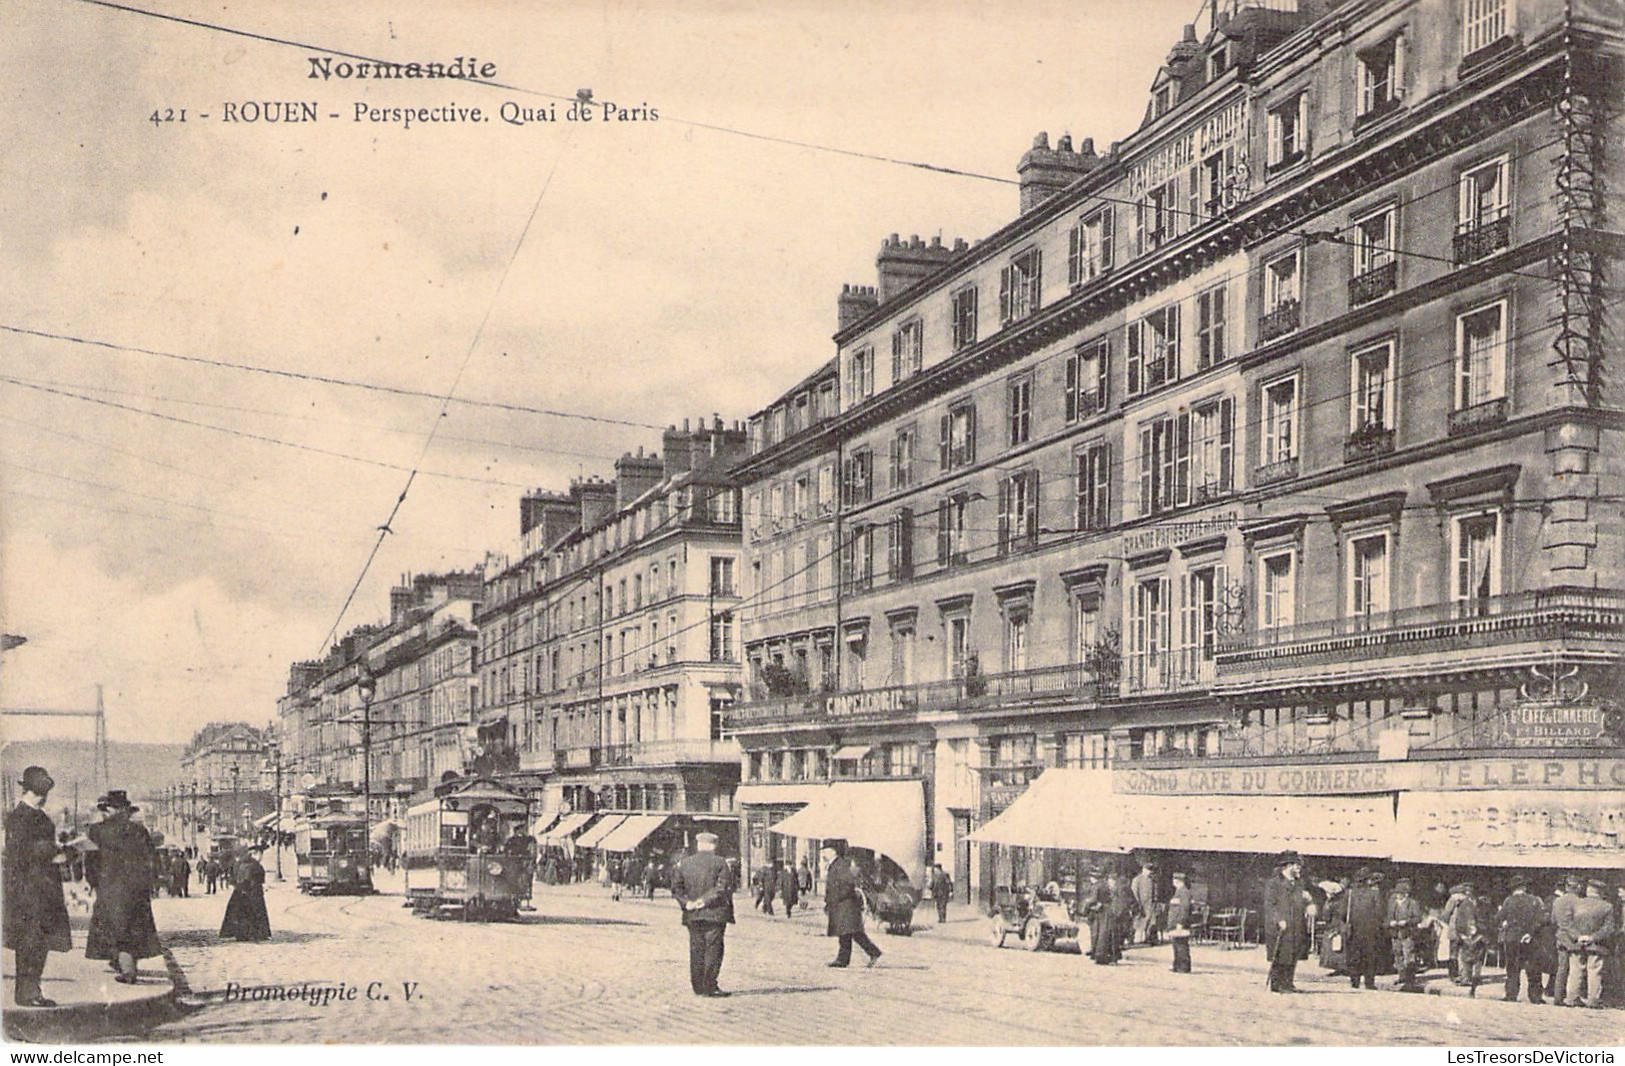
[476,420,748,858]
[176,721,275,841]
[730,0,1623,907]
[276,571,481,822]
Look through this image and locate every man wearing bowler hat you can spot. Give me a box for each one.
[1495,873,1547,1004]
[1264,850,1309,993]
[823,840,883,968]
[3,767,73,1006]
[1386,878,1425,990]
[668,831,734,997]
[85,790,163,983]
[1344,868,1386,991]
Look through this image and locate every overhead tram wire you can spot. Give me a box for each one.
[0,324,661,430]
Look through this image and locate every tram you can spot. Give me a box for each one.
[295,810,373,895]
[404,777,533,921]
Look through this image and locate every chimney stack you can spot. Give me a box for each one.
[1018,131,1100,213]
[614,449,664,509]
[838,284,879,330]
[875,233,959,303]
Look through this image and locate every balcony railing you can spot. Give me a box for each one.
[727,661,1099,728]
[1259,300,1301,341]
[596,738,739,767]
[1254,455,1300,487]
[1122,648,1217,695]
[1448,396,1508,437]
[1453,214,1510,265]
[1348,261,1397,305]
[1216,586,1625,667]
[1343,424,1395,463]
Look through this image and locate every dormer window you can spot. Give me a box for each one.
[1209,45,1228,79]
[1154,83,1176,118]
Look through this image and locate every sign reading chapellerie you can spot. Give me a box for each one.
[1115,757,1625,796]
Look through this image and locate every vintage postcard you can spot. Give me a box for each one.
[2,0,1622,1050]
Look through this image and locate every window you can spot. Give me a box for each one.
[1196,283,1228,370]
[951,286,979,351]
[936,493,970,566]
[1127,304,1181,396]
[706,489,737,523]
[886,508,914,581]
[1456,157,1510,263]
[1154,82,1175,118]
[1003,612,1029,672]
[841,448,873,507]
[816,464,835,514]
[1456,301,1507,408]
[1261,375,1299,465]
[792,475,810,522]
[999,247,1042,324]
[1209,45,1228,79]
[1072,597,1100,663]
[1351,341,1395,432]
[710,557,736,596]
[1066,339,1109,422]
[1190,396,1235,503]
[1135,178,1176,255]
[1462,0,1510,57]
[1357,35,1406,118]
[848,346,874,406]
[939,401,977,470]
[946,615,971,677]
[841,524,875,592]
[1264,250,1301,315]
[1007,373,1033,446]
[1129,575,1172,681]
[889,424,916,490]
[1067,207,1114,285]
[1348,533,1390,620]
[1138,398,1233,517]
[1181,564,1227,662]
[1453,512,1501,607]
[1267,92,1309,169]
[1260,551,1296,630]
[1074,442,1111,531]
[891,318,923,383]
[709,611,736,662]
[997,470,1039,554]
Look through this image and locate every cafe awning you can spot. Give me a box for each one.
[597,814,670,853]
[831,745,871,761]
[530,812,562,839]
[1115,792,1397,858]
[574,814,629,850]
[1393,790,1625,868]
[968,769,1129,853]
[769,780,925,882]
[538,812,594,844]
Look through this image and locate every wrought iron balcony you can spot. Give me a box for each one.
[1215,587,1625,670]
[726,661,1101,728]
[1348,261,1397,305]
[1254,455,1300,487]
[1121,649,1216,696]
[1343,424,1395,463]
[1453,215,1510,265]
[596,738,739,767]
[1259,299,1301,342]
[1448,396,1508,437]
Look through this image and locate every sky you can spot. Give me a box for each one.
[0,0,1204,745]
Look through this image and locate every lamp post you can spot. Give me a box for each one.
[356,672,378,876]
[262,745,285,881]
[230,764,241,834]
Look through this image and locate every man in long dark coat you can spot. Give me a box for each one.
[669,832,734,997]
[175,852,191,898]
[1495,873,1547,1004]
[220,847,272,942]
[1343,869,1385,990]
[1085,871,1127,965]
[3,767,73,1007]
[778,858,800,916]
[824,842,882,968]
[1264,850,1309,993]
[85,791,163,983]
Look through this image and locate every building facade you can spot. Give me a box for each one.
[476,420,749,856]
[174,721,275,846]
[729,0,1623,906]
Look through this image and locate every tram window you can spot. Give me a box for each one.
[442,824,468,849]
[310,835,328,854]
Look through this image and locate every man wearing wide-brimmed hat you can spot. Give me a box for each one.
[3,767,73,1006]
[85,790,163,983]
[1263,850,1308,992]
[1494,873,1547,1004]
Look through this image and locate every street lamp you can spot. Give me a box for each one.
[230,764,241,834]
[356,672,378,877]
[261,745,285,881]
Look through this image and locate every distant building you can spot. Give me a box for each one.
[176,721,274,840]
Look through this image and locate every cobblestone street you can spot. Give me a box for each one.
[143,878,1622,1045]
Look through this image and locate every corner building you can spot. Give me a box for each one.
[730,0,1624,910]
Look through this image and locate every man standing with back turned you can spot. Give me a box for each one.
[669,831,734,998]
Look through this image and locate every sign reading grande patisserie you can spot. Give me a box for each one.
[1115,757,1625,795]
[1496,701,1610,747]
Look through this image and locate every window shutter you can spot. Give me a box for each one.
[939,413,951,471]
[1095,444,1111,528]
[1068,223,1083,286]
[1218,397,1235,491]
[1188,163,1200,226]
[898,508,913,576]
[1180,572,1197,653]
[1127,321,1142,395]
[1134,199,1147,257]
[1024,472,1040,546]
[1139,424,1154,516]
[964,405,977,464]
[891,332,902,384]
[936,500,950,565]
[997,478,1011,553]
[1064,353,1079,422]
[888,435,900,490]
[1167,302,1182,379]
[1030,251,1042,306]
[1100,208,1114,270]
[999,265,1013,323]
[1097,343,1111,408]
[1157,576,1172,654]
[1175,411,1192,508]
[1297,93,1310,156]
[1267,109,1282,166]
[1394,35,1407,99]
[1074,451,1089,529]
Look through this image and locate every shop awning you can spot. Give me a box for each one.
[574,814,629,849]
[1115,792,1396,858]
[769,780,925,882]
[1393,790,1625,868]
[370,817,402,844]
[967,769,1129,853]
[538,812,594,844]
[831,745,871,761]
[597,814,670,853]
[252,811,280,830]
[530,812,562,839]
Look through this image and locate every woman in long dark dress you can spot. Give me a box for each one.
[85,791,163,983]
[220,847,272,942]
